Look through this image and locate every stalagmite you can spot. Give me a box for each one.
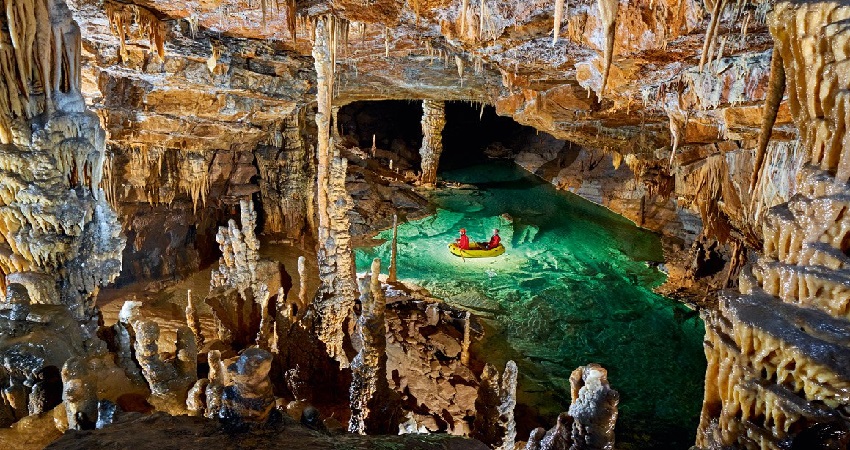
[61,358,97,430]
[185,289,204,347]
[568,364,618,450]
[132,320,198,414]
[312,16,358,367]
[256,285,274,349]
[349,259,393,434]
[297,255,307,312]
[526,413,572,450]
[388,214,398,282]
[473,361,518,450]
[460,311,471,366]
[598,0,619,96]
[419,100,447,186]
[219,348,276,423]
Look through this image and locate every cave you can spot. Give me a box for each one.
[1,1,849,450]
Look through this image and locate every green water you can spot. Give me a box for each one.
[355,161,705,449]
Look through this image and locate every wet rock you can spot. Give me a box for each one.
[219,348,275,424]
[132,320,197,414]
[46,412,491,450]
[568,364,618,450]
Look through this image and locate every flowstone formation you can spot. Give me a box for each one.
[522,364,618,450]
[698,2,850,449]
[0,0,124,328]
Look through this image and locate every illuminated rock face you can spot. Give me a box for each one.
[0,0,124,327]
[419,100,446,186]
[698,2,850,448]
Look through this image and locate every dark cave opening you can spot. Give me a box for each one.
[337,100,424,166]
[337,100,567,176]
[440,101,542,170]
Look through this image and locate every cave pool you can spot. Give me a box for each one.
[354,160,706,449]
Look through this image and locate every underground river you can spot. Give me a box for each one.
[355,160,706,449]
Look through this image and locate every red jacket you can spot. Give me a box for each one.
[458,234,470,250]
[487,235,501,249]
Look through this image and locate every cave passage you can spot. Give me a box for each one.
[439,101,549,170]
[338,100,424,164]
[354,160,706,449]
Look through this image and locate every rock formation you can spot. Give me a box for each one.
[311,15,359,367]
[419,100,446,186]
[349,258,394,434]
[568,364,618,450]
[697,2,850,449]
[3,0,850,448]
[205,200,281,348]
[472,361,518,450]
[0,285,87,427]
[218,348,276,424]
[132,320,197,414]
[526,413,573,450]
[60,358,98,430]
[0,0,124,330]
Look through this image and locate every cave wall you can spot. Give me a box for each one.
[0,0,124,326]
[15,0,848,447]
[697,2,850,449]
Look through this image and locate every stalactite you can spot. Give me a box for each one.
[666,108,687,169]
[750,48,786,194]
[460,0,469,33]
[104,1,165,62]
[384,26,390,58]
[598,0,618,96]
[553,0,565,44]
[699,0,726,71]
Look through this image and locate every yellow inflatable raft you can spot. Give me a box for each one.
[448,242,505,258]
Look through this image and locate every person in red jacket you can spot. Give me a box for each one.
[456,228,470,250]
[486,229,501,249]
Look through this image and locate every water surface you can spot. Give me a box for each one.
[355,161,705,449]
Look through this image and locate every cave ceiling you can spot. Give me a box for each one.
[71,0,795,155]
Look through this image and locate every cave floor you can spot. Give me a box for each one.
[97,242,320,354]
[355,160,707,449]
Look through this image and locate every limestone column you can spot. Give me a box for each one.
[312,15,358,367]
[419,100,446,186]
